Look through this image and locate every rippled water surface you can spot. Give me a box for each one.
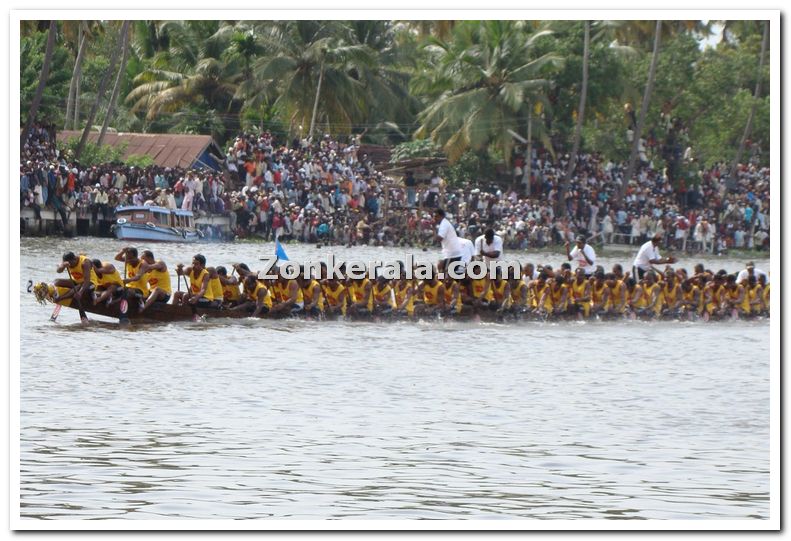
[18,238,771,520]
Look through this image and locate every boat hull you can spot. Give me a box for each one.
[113,222,201,243]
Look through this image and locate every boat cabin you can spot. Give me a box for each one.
[115,206,195,229]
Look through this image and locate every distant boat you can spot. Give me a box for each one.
[111,205,203,242]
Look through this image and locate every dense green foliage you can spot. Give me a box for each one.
[21,20,771,171]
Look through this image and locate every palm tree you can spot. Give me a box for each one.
[248,21,374,138]
[620,20,662,200]
[21,20,57,147]
[75,21,128,160]
[559,20,590,217]
[728,20,769,181]
[62,21,105,130]
[98,21,131,146]
[124,21,243,140]
[413,20,561,164]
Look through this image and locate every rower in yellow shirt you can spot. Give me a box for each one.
[322,278,348,317]
[91,259,123,307]
[231,274,272,317]
[679,279,703,319]
[298,270,326,317]
[216,266,242,308]
[372,274,397,315]
[115,247,150,301]
[569,268,591,319]
[174,254,220,309]
[53,251,99,304]
[135,250,173,313]
[347,276,373,316]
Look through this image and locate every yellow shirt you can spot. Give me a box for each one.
[222,281,241,302]
[146,263,172,295]
[68,255,99,287]
[244,281,272,308]
[302,279,325,311]
[422,281,443,306]
[126,260,150,296]
[373,283,397,309]
[189,268,213,300]
[322,283,347,315]
[394,282,415,315]
[96,264,123,289]
[471,278,494,302]
[348,280,373,311]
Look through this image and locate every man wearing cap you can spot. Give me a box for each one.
[736,262,768,285]
[565,234,597,276]
[632,233,677,280]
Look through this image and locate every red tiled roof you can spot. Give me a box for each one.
[57,131,218,169]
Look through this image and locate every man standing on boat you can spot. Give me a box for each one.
[632,233,677,280]
[434,208,462,273]
[565,234,597,276]
[474,228,504,264]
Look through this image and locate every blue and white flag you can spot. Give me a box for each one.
[275,236,289,261]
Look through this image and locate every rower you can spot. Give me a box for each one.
[136,250,172,313]
[231,274,272,317]
[641,270,663,318]
[372,274,397,316]
[679,279,703,319]
[216,266,242,308]
[270,273,304,316]
[53,252,98,304]
[416,270,446,316]
[174,254,220,308]
[660,269,682,317]
[91,259,123,306]
[590,271,611,316]
[545,275,570,317]
[206,267,225,309]
[569,268,591,319]
[321,276,348,317]
[297,267,325,317]
[393,263,415,318]
[115,247,150,304]
[346,275,373,316]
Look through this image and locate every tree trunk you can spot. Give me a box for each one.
[64,25,86,130]
[559,20,590,217]
[98,21,131,146]
[308,57,325,142]
[621,20,662,201]
[21,20,57,147]
[525,107,532,196]
[75,22,125,160]
[728,20,769,184]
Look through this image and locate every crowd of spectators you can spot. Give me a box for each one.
[20,122,770,254]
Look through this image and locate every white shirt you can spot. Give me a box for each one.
[474,234,504,262]
[569,244,596,274]
[458,238,476,264]
[633,240,661,271]
[437,218,462,259]
[736,268,768,284]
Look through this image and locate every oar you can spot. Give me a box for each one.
[119,259,130,325]
[65,267,89,323]
[49,303,62,321]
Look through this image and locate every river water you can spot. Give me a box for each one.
[17,237,771,522]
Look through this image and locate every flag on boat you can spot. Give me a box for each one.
[275,237,289,261]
